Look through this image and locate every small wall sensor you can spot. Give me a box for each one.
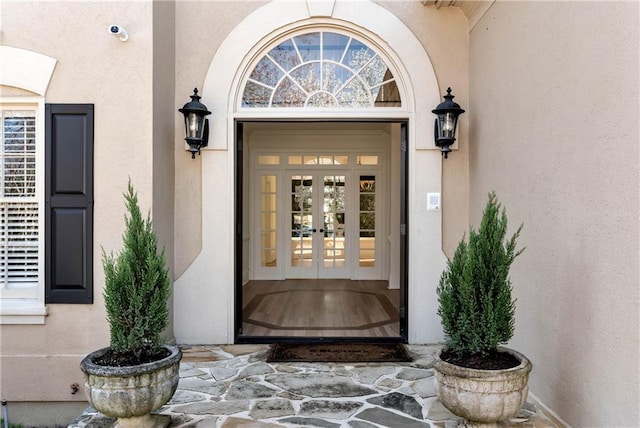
[427,192,440,211]
[108,25,128,42]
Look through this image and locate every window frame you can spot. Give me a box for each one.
[239,28,402,111]
[0,97,48,324]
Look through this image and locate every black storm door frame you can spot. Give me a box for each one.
[234,120,409,344]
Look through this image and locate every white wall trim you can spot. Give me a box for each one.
[306,0,336,17]
[0,46,57,95]
[0,299,48,325]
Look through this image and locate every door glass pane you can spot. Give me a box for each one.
[261,194,276,211]
[318,155,333,165]
[323,175,346,268]
[288,155,302,165]
[334,155,349,165]
[261,212,276,229]
[359,175,375,267]
[303,155,317,165]
[258,155,280,165]
[260,176,277,267]
[291,175,313,267]
[357,155,378,165]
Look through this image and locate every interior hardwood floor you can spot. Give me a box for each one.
[241,279,400,338]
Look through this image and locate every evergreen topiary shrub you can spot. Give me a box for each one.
[437,192,524,358]
[102,181,170,363]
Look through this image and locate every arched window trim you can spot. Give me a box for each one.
[239,26,403,110]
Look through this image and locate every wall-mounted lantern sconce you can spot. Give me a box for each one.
[432,87,465,159]
[179,88,211,159]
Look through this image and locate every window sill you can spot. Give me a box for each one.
[0,299,48,324]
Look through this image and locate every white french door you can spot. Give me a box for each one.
[250,143,387,281]
[253,166,384,280]
[287,171,349,279]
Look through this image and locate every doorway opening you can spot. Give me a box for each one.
[235,121,408,343]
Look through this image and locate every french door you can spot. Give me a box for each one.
[254,165,382,280]
[287,171,349,279]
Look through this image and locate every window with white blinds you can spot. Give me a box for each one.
[0,109,40,291]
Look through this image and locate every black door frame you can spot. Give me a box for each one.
[234,120,409,344]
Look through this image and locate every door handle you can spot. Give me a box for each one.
[319,229,325,233]
[312,228,317,233]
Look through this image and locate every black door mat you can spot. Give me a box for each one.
[267,342,412,363]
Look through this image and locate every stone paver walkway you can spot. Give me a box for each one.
[70,344,563,428]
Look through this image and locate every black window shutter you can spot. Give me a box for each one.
[45,104,94,304]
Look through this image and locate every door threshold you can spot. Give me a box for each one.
[235,336,407,345]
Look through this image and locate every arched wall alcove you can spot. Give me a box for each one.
[174,0,448,344]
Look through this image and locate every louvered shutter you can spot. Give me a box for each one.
[45,104,94,304]
[0,111,40,292]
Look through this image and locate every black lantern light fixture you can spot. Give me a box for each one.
[179,88,211,159]
[432,87,465,159]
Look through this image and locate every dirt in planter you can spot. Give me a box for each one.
[441,349,520,370]
[93,347,171,367]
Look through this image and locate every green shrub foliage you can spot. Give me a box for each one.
[102,181,170,360]
[437,192,524,357]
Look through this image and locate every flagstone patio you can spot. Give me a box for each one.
[69,344,563,428]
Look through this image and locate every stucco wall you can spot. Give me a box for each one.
[378,1,469,257]
[0,0,473,422]
[173,1,267,277]
[468,2,639,426]
[173,0,470,276]
[172,0,469,345]
[153,0,177,341]
[0,1,164,423]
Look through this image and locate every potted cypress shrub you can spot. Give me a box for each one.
[80,181,181,428]
[434,192,532,426]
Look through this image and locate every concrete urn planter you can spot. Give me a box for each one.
[433,347,532,427]
[80,344,182,428]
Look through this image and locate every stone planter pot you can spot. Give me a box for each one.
[80,344,182,428]
[433,346,532,427]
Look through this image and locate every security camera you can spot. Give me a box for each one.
[108,25,128,42]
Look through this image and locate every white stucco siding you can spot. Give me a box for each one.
[469,2,640,426]
[173,149,232,344]
[173,0,468,345]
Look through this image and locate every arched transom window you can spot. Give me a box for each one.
[242,31,401,108]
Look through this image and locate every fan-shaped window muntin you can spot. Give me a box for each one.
[242,31,401,108]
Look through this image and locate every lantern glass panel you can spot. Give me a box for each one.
[185,113,196,138]
[444,112,455,136]
[184,112,205,139]
[437,113,457,139]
